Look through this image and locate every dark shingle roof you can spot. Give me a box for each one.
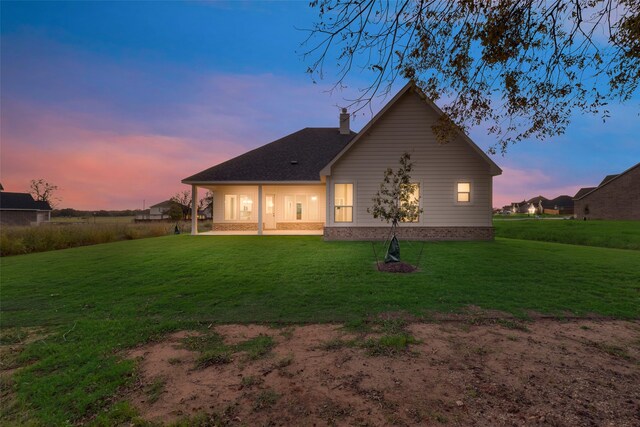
[526,195,548,204]
[34,200,52,211]
[150,200,182,209]
[183,128,356,183]
[548,195,573,208]
[598,174,619,187]
[574,187,596,199]
[0,192,41,210]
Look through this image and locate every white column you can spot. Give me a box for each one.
[191,185,198,235]
[326,177,332,226]
[257,185,263,235]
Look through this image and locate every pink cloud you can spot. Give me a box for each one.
[493,166,582,208]
[0,108,246,210]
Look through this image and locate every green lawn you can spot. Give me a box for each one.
[494,219,640,250]
[1,235,639,424]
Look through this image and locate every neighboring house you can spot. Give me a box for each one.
[544,195,574,215]
[199,201,213,220]
[0,187,52,226]
[135,200,186,220]
[510,194,574,215]
[573,162,640,220]
[182,81,502,240]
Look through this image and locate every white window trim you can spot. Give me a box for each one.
[333,181,355,224]
[454,180,474,205]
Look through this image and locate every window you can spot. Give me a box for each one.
[284,196,295,220]
[457,182,470,203]
[401,183,420,222]
[334,183,353,222]
[225,194,252,220]
[239,195,252,220]
[308,195,319,221]
[224,195,237,220]
[283,194,319,221]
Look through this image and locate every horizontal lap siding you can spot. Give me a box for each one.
[330,91,493,227]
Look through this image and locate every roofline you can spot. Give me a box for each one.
[181,180,325,186]
[0,208,48,212]
[320,81,502,177]
[574,162,640,200]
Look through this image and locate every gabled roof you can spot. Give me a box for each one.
[548,195,573,208]
[0,192,48,211]
[573,187,596,200]
[150,200,182,209]
[527,195,548,204]
[320,81,502,177]
[34,200,52,211]
[183,128,356,184]
[574,162,640,200]
[598,174,619,187]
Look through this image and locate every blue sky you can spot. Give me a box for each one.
[1,1,638,209]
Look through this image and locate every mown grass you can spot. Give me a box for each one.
[493,219,640,250]
[1,235,639,424]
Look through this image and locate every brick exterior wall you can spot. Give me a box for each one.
[276,222,325,230]
[323,226,494,241]
[0,210,38,226]
[574,166,640,220]
[212,223,258,231]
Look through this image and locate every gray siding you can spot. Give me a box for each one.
[328,90,494,227]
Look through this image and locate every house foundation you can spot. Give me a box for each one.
[323,226,494,241]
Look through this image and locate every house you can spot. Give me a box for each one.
[0,185,52,226]
[573,162,640,220]
[135,200,187,221]
[509,194,574,215]
[543,195,574,215]
[182,82,502,240]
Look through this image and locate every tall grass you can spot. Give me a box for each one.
[0,222,177,256]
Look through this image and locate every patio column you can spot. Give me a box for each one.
[191,185,198,235]
[257,184,263,235]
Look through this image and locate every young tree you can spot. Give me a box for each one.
[304,1,639,153]
[29,178,60,207]
[367,153,423,263]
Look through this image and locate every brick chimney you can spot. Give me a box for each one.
[339,108,350,135]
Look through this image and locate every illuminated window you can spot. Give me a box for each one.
[284,194,318,221]
[284,196,295,220]
[225,194,252,220]
[308,195,319,221]
[239,195,252,220]
[334,183,353,222]
[457,182,470,202]
[224,195,237,220]
[401,183,420,222]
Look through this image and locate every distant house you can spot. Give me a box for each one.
[543,195,574,215]
[135,200,187,221]
[574,162,640,220]
[0,185,52,226]
[509,194,574,215]
[182,81,502,240]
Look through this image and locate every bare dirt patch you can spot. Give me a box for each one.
[127,320,640,426]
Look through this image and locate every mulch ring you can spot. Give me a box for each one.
[376,261,417,273]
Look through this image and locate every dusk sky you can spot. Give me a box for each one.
[2,1,639,210]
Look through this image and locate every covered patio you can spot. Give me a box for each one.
[187,183,327,236]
